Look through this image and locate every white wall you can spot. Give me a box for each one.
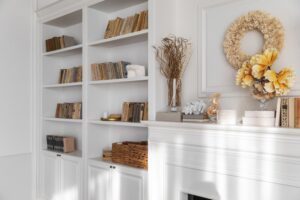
[0,0,33,199]
[153,0,300,119]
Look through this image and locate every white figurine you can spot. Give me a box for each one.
[126,65,146,78]
[183,100,207,115]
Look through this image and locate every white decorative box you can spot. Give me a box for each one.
[217,110,237,125]
[244,111,275,118]
[242,117,275,127]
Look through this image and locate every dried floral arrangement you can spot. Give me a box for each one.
[154,35,192,106]
[236,48,295,100]
[224,10,285,70]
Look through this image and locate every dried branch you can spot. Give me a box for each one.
[154,35,192,80]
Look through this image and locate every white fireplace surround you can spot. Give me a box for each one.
[146,121,300,200]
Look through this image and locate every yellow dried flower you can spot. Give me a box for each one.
[250,48,279,79]
[278,67,295,87]
[236,61,253,88]
[264,82,275,93]
[263,67,295,95]
[264,70,277,82]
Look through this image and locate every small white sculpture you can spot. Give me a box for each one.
[182,100,207,115]
[126,65,146,78]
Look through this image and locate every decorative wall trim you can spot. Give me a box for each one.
[196,0,300,97]
[197,0,243,97]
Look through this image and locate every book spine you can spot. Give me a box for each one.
[46,135,54,150]
[296,98,300,128]
[289,98,295,128]
[281,98,289,127]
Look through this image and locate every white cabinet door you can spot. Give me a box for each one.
[60,157,82,200]
[111,166,146,200]
[41,153,60,200]
[88,163,111,200]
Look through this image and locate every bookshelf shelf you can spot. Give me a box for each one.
[89,120,147,128]
[44,117,83,123]
[89,77,148,85]
[43,44,83,56]
[43,149,83,159]
[88,30,148,47]
[89,0,148,13]
[89,157,147,172]
[44,82,83,88]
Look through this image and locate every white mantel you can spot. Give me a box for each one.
[145,121,300,200]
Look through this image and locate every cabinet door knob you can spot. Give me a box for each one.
[110,166,112,169]
[113,166,116,169]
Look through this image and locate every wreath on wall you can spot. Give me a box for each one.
[223,10,295,103]
[223,10,285,70]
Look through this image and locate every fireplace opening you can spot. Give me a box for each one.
[188,194,212,200]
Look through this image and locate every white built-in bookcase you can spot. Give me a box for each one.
[41,9,84,157]
[39,1,149,198]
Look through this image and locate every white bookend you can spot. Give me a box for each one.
[275,98,281,127]
[244,110,275,118]
[242,117,275,127]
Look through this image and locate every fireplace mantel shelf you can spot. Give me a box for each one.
[142,121,300,137]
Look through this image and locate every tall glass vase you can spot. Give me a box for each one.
[167,78,182,112]
[258,99,269,110]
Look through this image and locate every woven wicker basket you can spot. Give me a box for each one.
[128,142,148,169]
[112,142,130,165]
[112,141,148,169]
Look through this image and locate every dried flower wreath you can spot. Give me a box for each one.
[223,10,285,70]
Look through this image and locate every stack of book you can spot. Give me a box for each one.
[276,98,300,128]
[182,114,209,123]
[121,102,148,122]
[55,102,82,119]
[45,35,77,52]
[242,111,275,127]
[46,135,76,153]
[104,10,148,39]
[91,61,130,81]
[59,66,82,84]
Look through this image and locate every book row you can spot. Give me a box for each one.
[91,61,130,81]
[45,35,77,52]
[104,10,148,39]
[55,102,82,119]
[46,135,76,153]
[276,98,300,128]
[121,102,148,123]
[59,66,82,84]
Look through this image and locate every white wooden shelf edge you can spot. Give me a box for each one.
[43,44,82,56]
[89,120,147,127]
[43,82,83,88]
[89,77,148,85]
[88,157,147,173]
[142,121,300,135]
[44,117,83,123]
[42,149,83,159]
[88,29,148,46]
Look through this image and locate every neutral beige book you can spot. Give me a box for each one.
[289,98,295,128]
